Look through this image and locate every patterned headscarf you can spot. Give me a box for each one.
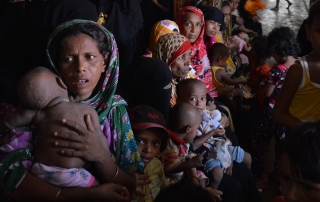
[153,33,192,66]
[46,19,143,173]
[144,20,180,58]
[176,6,217,98]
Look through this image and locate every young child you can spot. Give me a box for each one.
[249,27,300,189]
[0,67,102,187]
[209,42,247,100]
[129,105,168,202]
[273,121,320,202]
[176,79,252,189]
[162,102,205,185]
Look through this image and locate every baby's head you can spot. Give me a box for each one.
[129,105,169,166]
[17,67,68,110]
[238,32,249,43]
[168,102,201,143]
[278,121,320,201]
[176,79,207,112]
[208,42,230,67]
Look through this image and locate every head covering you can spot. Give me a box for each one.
[176,6,217,98]
[144,20,180,58]
[46,19,143,173]
[153,33,192,66]
[201,6,226,31]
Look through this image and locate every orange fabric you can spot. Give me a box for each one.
[244,0,266,17]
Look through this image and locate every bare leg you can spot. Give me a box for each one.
[271,0,280,10]
[242,152,252,169]
[209,166,224,190]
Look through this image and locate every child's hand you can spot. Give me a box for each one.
[214,126,225,136]
[191,150,206,168]
[224,161,233,176]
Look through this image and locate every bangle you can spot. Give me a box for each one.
[110,165,119,180]
[54,188,62,202]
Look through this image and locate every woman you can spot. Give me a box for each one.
[176,6,217,98]
[0,19,143,201]
[143,20,180,58]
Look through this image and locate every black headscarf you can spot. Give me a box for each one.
[201,6,226,31]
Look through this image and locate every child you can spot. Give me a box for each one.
[273,0,320,129]
[162,102,205,185]
[209,42,247,100]
[0,67,101,187]
[129,105,169,202]
[176,79,252,189]
[273,121,320,202]
[249,27,300,189]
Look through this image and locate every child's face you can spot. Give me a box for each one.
[179,84,207,112]
[228,0,240,11]
[170,50,192,79]
[205,20,221,38]
[181,12,202,44]
[220,6,231,24]
[218,56,229,68]
[135,128,163,166]
[279,153,320,202]
[306,16,320,54]
[225,37,240,51]
[238,32,249,43]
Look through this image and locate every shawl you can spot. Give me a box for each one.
[176,6,218,98]
[144,20,180,58]
[153,33,192,107]
[46,19,143,173]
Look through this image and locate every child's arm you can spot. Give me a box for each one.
[264,83,276,97]
[0,109,36,135]
[243,44,251,52]
[273,64,303,129]
[151,0,168,12]
[216,69,247,85]
[193,127,225,150]
[168,151,205,174]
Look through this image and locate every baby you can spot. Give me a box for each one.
[0,67,102,187]
[233,32,251,53]
[129,105,168,202]
[209,43,248,100]
[176,79,251,189]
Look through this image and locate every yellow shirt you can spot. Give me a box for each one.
[211,65,225,88]
[289,57,320,121]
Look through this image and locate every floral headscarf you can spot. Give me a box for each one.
[47,19,143,173]
[144,20,180,58]
[153,33,192,107]
[176,6,218,98]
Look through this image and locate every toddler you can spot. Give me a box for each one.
[176,79,252,189]
[129,105,168,202]
[209,43,248,100]
[0,67,102,187]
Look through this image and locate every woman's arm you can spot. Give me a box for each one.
[11,172,129,202]
[54,115,136,194]
[273,64,303,129]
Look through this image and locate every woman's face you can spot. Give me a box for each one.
[181,12,202,44]
[59,33,108,102]
[228,0,240,12]
[170,50,192,79]
[220,6,231,24]
[205,20,221,38]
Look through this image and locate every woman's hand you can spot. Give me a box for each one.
[54,114,110,163]
[204,187,223,202]
[91,183,130,202]
[135,173,151,197]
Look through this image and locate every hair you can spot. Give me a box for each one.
[48,23,109,69]
[155,182,212,202]
[133,128,168,152]
[176,79,205,98]
[251,36,271,63]
[220,1,232,9]
[308,0,320,26]
[277,121,320,183]
[208,42,230,61]
[267,27,300,57]
[168,102,200,131]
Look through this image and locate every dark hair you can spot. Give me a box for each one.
[277,121,320,183]
[155,182,212,202]
[251,36,271,62]
[176,79,205,98]
[133,128,168,152]
[208,42,229,61]
[48,23,109,69]
[267,27,300,57]
[308,0,320,26]
[220,1,231,9]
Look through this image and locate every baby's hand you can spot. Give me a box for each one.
[214,126,225,136]
[191,150,206,168]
